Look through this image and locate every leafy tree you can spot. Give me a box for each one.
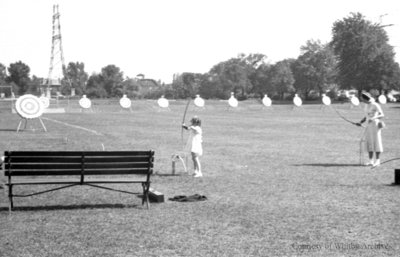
[171,72,202,98]
[7,61,31,95]
[248,63,273,97]
[28,75,43,94]
[269,59,295,100]
[121,78,140,98]
[330,12,399,93]
[63,62,88,96]
[86,73,107,98]
[101,65,124,97]
[292,40,337,99]
[0,63,7,85]
[205,57,252,99]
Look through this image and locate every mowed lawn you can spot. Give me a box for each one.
[0,99,399,257]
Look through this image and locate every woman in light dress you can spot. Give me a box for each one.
[356,92,385,167]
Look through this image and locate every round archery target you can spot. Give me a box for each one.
[228,92,238,107]
[322,94,331,106]
[262,94,272,107]
[120,95,132,108]
[39,96,50,108]
[158,96,169,108]
[79,95,91,109]
[293,94,302,106]
[194,95,205,107]
[350,96,360,106]
[15,94,45,119]
[378,95,387,104]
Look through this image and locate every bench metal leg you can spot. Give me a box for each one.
[142,183,150,209]
[8,185,13,212]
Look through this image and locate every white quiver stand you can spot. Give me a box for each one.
[15,94,47,132]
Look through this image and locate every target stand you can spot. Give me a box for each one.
[15,94,47,132]
[17,117,47,132]
[171,152,188,175]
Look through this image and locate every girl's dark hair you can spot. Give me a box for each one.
[191,116,201,126]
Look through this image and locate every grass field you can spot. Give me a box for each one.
[0,99,399,257]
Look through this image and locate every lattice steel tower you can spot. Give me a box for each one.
[46,4,66,97]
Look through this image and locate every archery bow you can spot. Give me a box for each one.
[181,98,191,146]
[332,106,361,126]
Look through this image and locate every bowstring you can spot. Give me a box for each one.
[331,105,359,126]
[181,98,191,148]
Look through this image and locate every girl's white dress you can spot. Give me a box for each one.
[185,126,203,156]
[364,101,384,152]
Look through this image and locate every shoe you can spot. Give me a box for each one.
[194,173,203,178]
[365,160,374,166]
[373,160,380,167]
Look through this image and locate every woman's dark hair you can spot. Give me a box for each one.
[191,116,201,126]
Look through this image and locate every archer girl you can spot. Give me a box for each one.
[182,116,203,177]
[357,92,385,167]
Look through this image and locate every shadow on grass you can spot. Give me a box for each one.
[0,128,18,132]
[386,183,400,187]
[0,203,141,212]
[294,163,362,167]
[154,173,190,177]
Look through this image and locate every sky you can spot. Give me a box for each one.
[0,0,399,84]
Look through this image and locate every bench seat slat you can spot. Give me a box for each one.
[7,164,82,169]
[7,162,150,170]
[6,177,148,185]
[5,157,82,163]
[5,151,152,157]
[5,169,151,176]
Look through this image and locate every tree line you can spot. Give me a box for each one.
[1,13,399,101]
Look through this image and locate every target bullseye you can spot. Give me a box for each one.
[15,94,45,119]
[40,96,50,108]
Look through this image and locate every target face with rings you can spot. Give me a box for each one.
[378,95,387,104]
[322,95,331,106]
[79,96,92,109]
[120,95,132,108]
[40,96,50,108]
[293,95,302,106]
[350,96,360,106]
[262,95,272,107]
[194,95,205,107]
[158,97,169,108]
[15,94,45,119]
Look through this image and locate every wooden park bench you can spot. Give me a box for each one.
[1,150,154,211]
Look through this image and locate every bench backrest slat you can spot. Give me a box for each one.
[4,151,154,177]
